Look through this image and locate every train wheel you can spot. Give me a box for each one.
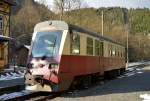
[91,74,101,83]
[104,70,118,79]
[120,68,126,74]
[82,75,92,89]
[117,69,121,76]
[113,70,119,78]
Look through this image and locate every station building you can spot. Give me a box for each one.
[0,0,15,70]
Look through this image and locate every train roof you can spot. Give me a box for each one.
[34,20,124,47]
[0,35,13,42]
[69,24,124,46]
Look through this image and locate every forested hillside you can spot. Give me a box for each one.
[11,0,150,65]
[63,8,150,61]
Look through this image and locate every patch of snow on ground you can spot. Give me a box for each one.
[128,62,144,67]
[140,94,150,101]
[125,72,135,77]
[118,62,145,79]
[127,67,134,71]
[0,90,32,100]
[0,71,23,81]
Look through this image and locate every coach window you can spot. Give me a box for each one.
[120,49,122,57]
[121,51,122,57]
[118,50,120,57]
[115,48,117,57]
[71,32,80,54]
[87,37,93,55]
[121,49,124,57]
[118,48,120,57]
[112,46,116,56]
[109,44,112,56]
[99,42,103,56]
[121,50,124,58]
[95,40,100,56]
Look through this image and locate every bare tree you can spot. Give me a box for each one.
[37,0,47,5]
[53,0,82,20]
[54,0,64,20]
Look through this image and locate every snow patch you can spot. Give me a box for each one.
[0,71,23,81]
[0,90,32,100]
[140,94,150,101]
[128,62,144,67]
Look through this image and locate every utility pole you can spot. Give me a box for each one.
[101,10,104,36]
[60,0,64,20]
[122,8,129,69]
[126,26,129,69]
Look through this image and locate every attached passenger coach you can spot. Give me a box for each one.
[25,20,125,92]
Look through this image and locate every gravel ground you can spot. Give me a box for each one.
[51,65,150,101]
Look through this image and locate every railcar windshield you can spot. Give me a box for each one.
[31,30,62,57]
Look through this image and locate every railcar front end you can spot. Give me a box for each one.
[25,21,68,92]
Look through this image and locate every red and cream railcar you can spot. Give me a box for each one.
[25,20,125,92]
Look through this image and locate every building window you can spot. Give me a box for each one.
[0,16,3,32]
[87,37,93,55]
[71,31,80,54]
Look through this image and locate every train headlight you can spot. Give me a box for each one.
[49,63,59,69]
[27,63,33,69]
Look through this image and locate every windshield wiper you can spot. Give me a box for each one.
[41,55,47,60]
[52,38,57,57]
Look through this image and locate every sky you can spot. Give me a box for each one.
[35,0,150,9]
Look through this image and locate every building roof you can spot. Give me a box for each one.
[3,0,16,5]
[0,35,13,42]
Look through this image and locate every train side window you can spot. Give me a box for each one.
[121,49,122,57]
[95,40,100,56]
[115,48,117,57]
[121,51,122,57]
[121,49,124,57]
[109,44,112,57]
[124,50,125,57]
[119,48,121,57]
[121,49,123,57]
[71,32,80,54]
[99,42,103,56]
[112,46,116,56]
[87,37,93,55]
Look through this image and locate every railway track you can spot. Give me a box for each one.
[25,92,60,101]
[1,62,149,101]
[0,90,61,101]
